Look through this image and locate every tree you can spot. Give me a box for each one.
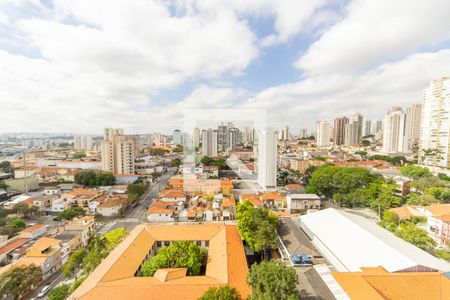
[355,150,367,158]
[0,265,43,300]
[0,161,14,173]
[73,151,86,159]
[399,165,432,180]
[74,170,115,187]
[57,207,86,220]
[171,158,181,167]
[380,210,399,232]
[0,181,8,190]
[104,227,128,249]
[237,201,279,253]
[360,140,371,147]
[48,284,70,300]
[247,260,298,300]
[200,156,213,165]
[425,187,450,203]
[82,236,109,275]
[127,183,148,203]
[140,241,206,276]
[7,217,26,228]
[395,223,436,250]
[63,247,87,278]
[406,193,437,206]
[199,286,241,300]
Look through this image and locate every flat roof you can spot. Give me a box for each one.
[299,208,450,273]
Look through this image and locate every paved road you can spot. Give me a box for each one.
[99,169,176,234]
[278,218,335,300]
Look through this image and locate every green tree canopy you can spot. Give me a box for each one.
[48,284,70,300]
[247,260,298,300]
[237,201,279,253]
[127,183,148,203]
[198,286,241,300]
[63,247,87,278]
[74,170,115,187]
[0,265,42,300]
[104,227,128,250]
[400,165,432,179]
[141,241,206,276]
[395,223,436,250]
[73,151,86,159]
[57,206,86,220]
[0,161,14,173]
[0,181,8,190]
[7,217,26,228]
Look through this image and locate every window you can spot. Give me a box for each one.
[205,241,209,247]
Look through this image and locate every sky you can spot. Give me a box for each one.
[0,0,449,135]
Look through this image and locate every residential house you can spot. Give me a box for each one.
[19,224,47,239]
[24,237,63,279]
[50,197,72,214]
[286,194,321,213]
[147,201,176,222]
[159,189,187,202]
[96,196,127,217]
[222,196,236,220]
[239,194,263,208]
[425,204,450,248]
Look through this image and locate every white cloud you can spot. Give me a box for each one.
[295,0,450,75]
[243,49,450,130]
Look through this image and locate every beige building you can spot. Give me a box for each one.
[287,194,321,213]
[101,128,137,174]
[68,224,251,300]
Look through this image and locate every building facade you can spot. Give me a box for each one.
[101,128,137,174]
[257,128,277,189]
[316,121,331,147]
[333,117,348,145]
[419,77,450,169]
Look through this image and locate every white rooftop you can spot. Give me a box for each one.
[299,208,450,273]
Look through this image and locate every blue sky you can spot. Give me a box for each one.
[0,0,449,134]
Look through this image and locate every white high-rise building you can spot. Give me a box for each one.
[299,129,308,139]
[362,119,372,137]
[73,135,93,151]
[419,77,450,169]
[153,132,161,146]
[201,129,218,156]
[257,128,277,190]
[370,119,383,135]
[404,104,422,153]
[283,126,289,141]
[173,129,182,145]
[243,126,254,143]
[101,128,137,174]
[316,121,331,147]
[344,123,360,146]
[193,128,201,148]
[382,107,407,153]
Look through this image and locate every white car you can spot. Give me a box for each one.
[37,285,50,298]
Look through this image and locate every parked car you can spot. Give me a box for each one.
[37,285,50,298]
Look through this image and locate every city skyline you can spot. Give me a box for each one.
[1,1,450,133]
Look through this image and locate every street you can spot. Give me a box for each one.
[25,169,176,299]
[97,169,175,233]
